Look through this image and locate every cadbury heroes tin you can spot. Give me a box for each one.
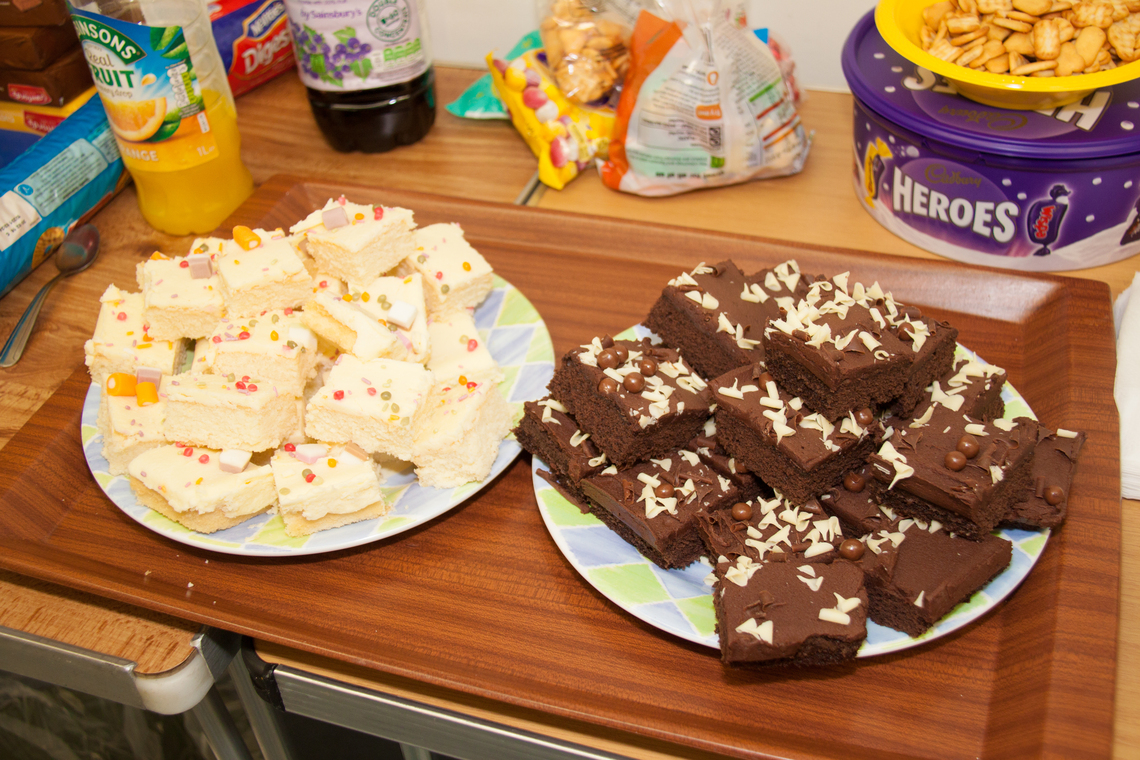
[842,11,1140,271]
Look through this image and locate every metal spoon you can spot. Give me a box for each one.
[0,224,100,368]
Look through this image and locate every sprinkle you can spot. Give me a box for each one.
[182,447,193,456]
[381,391,391,400]
[362,292,370,302]
[270,330,279,340]
[248,384,257,391]
[367,387,377,396]
[467,339,478,352]
[328,459,337,468]
[441,284,450,294]
[239,331,250,339]
[284,443,296,451]
[333,390,344,400]
[462,261,471,271]
[199,454,210,464]
[374,207,384,220]
[117,312,127,321]
[436,271,444,280]
[236,381,246,389]
[355,212,364,221]
[305,473,316,483]
[179,260,189,268]
[284,307,293,315]
[458,375,467,385]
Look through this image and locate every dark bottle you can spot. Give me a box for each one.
[283,0,435,153]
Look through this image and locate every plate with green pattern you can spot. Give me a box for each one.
[533,327,1049,657]
[82,276,554,556]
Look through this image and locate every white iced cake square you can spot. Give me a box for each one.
[98,379,167,476]
[202,310,321,396]
[128,443,276,534]
[304,355,433,460]
[216,232,312,318]
[398,223,493,316]
[412,370,512,489]
[84,284,186,383]
[271,442,388,536]
[426,309,502,386]
[136,253,225,340]
[290,197,416,285]
[301,273,429,364]
[160,372,300,452]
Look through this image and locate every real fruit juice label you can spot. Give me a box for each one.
[69,7,219,172]
[283,0,430,91]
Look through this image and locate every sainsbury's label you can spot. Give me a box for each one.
[282,0,430,92]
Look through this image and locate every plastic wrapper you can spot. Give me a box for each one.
[0,95,128,298]
[487,48,615,190]
[599,0,810,197]
[537,0,640,107]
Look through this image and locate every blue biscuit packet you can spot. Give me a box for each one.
[445,30,542,120]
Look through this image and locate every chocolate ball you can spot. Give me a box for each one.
[731,502,753,521]
[897,322,915,341]
[654,482,675,499]
[855,408,874,426]
[843,471,866,493]
[600,334,614,348]
[623,372,646,393]
[598,377,619,394]
[1044,486,1064,506]
[637,357,658,377]
[957,434,980,459]
[613,344,629,363]
[597,349,619,370]
[945,450,967,471]
[839,539,865,561]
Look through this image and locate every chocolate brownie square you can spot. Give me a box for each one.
[867,407,1039,540]
[711,364,881,504]
[687,418,768,503]
[714,558,867,667]
[548,337,711,468]
[1001,426,1086,530]
[763,274,919,421]
[513,397,607,503]
[903,353,1007,424]
[644,260,811,379]
[893,312,958,416]
[580,450,741,569]
[697,494,845,566]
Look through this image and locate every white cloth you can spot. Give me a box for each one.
[1114,273,1140,498]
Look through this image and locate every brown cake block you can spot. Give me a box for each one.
[1001,426,1086,530]
[687,418,768,503]
[548,337,711,468]
[697,493,845,567]
[711,364,881,504]
[714,558,867,667]
[817,469,1013,636]
[901,353,1008,423]
[644,260,811,379]
[763,274,922,421]
[867,407,1039,540]
[579,450,741,569]
[513,397,607,503]
[894,313,958,416]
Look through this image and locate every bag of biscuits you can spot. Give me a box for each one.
[600,0,810,197]
[537,0,643,107]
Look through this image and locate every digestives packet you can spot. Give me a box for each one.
[600,0,810,197]
[487,48,615,190]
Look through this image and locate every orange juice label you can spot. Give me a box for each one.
[71,9,219,173]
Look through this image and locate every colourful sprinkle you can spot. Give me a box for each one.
[355,212,364,221]
[248,384,257,391]
[435,271,444,280]
[305,473,316,483]
[374,207,384,220]
[239,331,250,340]
[284,443,295,451]
[333,390,344,400]
[199,454,209,464]
[328,459,337,468]
[182,447,193,457]
[270,330,279,341]
[117,312,127,321]
[367,387,377,396]
[467,339,478,352]
[179,260,189,268]
[462,261,471,271]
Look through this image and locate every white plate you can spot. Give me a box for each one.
[82,277,555,557]
[533,325,1049,657]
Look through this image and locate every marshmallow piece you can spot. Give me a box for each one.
[386,299,418,330]
[136,381,159,406]
[105,373,136,396]
[293,443,329,464]
[136,367,163,387]
[187,253,213,279]
[219,449,253,473]
[321,206,349,230]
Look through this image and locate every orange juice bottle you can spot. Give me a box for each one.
[69,0,254,235]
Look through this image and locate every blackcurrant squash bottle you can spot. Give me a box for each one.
[282,0,435,152]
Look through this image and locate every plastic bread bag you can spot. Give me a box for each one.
[599,0,810,197]
[487,48,615,190]
[537,0,642,107]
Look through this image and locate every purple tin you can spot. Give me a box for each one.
[842,10,1140,271]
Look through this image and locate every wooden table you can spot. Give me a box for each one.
[0,66,1133,759]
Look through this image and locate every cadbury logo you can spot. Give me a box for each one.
[924,164,981,188]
